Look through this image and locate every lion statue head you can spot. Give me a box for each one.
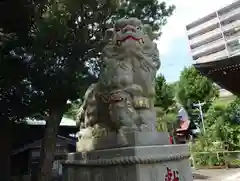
[103,17,160,70]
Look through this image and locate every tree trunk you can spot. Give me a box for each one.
[36,105,64,181]
[0,120,12,181]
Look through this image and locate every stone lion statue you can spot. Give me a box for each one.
[76,17,161,140]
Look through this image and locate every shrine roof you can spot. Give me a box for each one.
[194,55,240,95]
[194,55,240,75]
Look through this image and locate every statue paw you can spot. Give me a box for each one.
[78,127,94,139]
[119,125,141,133]
[140,124,156,132]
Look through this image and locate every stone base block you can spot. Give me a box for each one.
[62,144,193,181]
[76,131,170,152]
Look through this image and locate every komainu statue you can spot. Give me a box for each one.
[76,17,160,141]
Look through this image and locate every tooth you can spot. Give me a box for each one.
[117,40,121,46]
[138,39,143,45]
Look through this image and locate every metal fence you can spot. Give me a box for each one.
[190,150,240,169]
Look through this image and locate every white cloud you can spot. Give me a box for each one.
[157,0,236,55]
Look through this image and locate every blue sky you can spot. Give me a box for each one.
[156,0,236,83]
[159,37,191,83]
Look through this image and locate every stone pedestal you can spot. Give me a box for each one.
[76,131,170,152]
[62,132,193,181]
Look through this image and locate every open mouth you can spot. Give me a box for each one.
[116,35,144,46]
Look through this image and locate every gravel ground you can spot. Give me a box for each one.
[192,168,240,181]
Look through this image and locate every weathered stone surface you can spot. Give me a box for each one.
[76,131,170,152]
[75,17,161,142]
[62,144,193,181]
[62,17,193,181]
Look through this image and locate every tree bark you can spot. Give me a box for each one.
[0,120,12,181]
[36,105,64,181]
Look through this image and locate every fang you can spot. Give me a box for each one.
[117,40,121,46]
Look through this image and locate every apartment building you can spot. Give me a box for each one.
[186,0,240,64]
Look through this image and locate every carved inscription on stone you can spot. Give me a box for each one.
[164,167,180,181]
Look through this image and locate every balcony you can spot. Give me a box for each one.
[219,7,240,22]
[192,38,225,57]
[225,30,240,41]
[190,35,223,51]
[194,49,228,63]
[227,40,240,55]
[227,37,240,45]
[189,28,222,46]
[187,17,219,36]
[222,20,240,32]
[230,49,240,56]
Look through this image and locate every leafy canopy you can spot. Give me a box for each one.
[154,74,177,132]
[0,1,175,181]
[155,74,176,111]
[177,66,219,112]
[204,99,240,150]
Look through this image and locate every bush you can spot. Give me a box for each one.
[228,159,240,168]
[190,96,240,168]
[190,134,227,167]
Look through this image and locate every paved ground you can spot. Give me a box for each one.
[192,168,240,181]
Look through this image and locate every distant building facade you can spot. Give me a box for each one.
[219,88,233,97]
[214,83,233,97]
[186,0,240,64]
[186,0,240,96]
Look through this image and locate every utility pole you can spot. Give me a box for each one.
[193,101,206,134]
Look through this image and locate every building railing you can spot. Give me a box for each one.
[222,20,240,32]
[219,6,240,22]
[191,37,224,53]
[187,18,219,36]
[189,29,222,47]
[192,40,225,58]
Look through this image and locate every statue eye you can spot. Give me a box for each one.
[115,28,121,32]
[136,26,141,30]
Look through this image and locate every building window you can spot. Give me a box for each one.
[228,39,240,53]
[52,160,63,175]
[224,27,240,38]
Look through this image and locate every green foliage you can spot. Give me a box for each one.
[158,113,177,132]
[204,104,226,131]
[191,135,225,152]
[0,0,175,120]
[65,100,81,119]
[192,98,240,166]
[114,0,175,32]
[191,135,227,167]
[155,74,176,111]
[225,98,240,124]
[191,136,240,168]
[154,74,177,132]
[214,95,236,106]
[156,107,177,123]
[0,1,175,180]
[177,66,219,112]
[190,97,240,168]
[222,99,240,150]
[204,102,240,150]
